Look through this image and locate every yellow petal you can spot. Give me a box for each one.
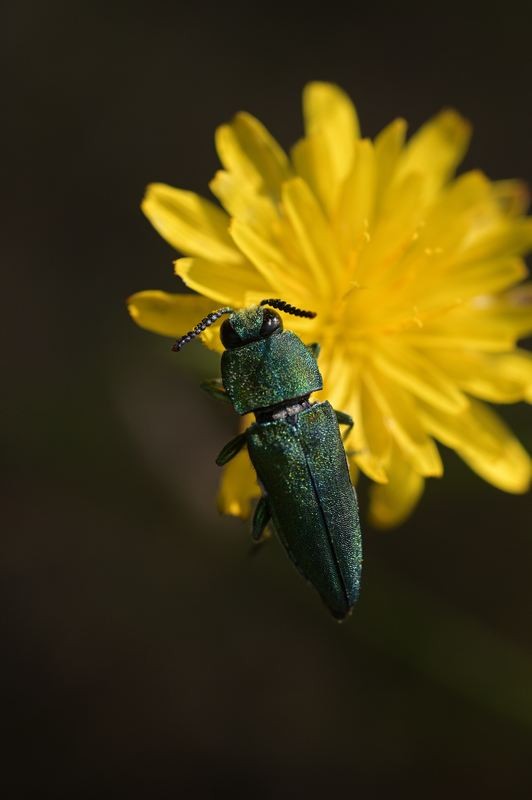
[291,132,337,218]
[336,139,376,253]
[217,447,260,518]
[343,374,389,484]
[141,183,240,263]
[394,171,503,278]
[209,170,277,234]
[357,254,526,341]
[368,445,425,529]
[394,109,472,199]
[364,368,443,477]
[404,175,529,269]
[408,257,528,317]
[354,173,424,287]
[229,219,310,301]
[458,218,532,263]
[360,374,392,464]
[491,180,530,217]
[303,82,359,186]
[215,112,291,200]
[420,399,531,493]
[373,118,407,208]
[430,349,532,404]
[127,290,217,338]
[319,342,361,416]
[318,346,353,402]
[372,342,468,414]
[282,177,344,299]
[174,256,269,307]
[405,287,532,352]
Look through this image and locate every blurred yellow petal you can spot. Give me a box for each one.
[291,132,337,218]
[458,218,532,263]
[142,183,240,263]
[319,343,357,414]
[282,177,343,298]
[394,109,472,199]
[354,173,424,287]
[408,171,526,275]
[359,258,526,345]
[425,258,526,310]
[401,171,496,265]
[174,256,269,307]
[303,81,359,186]
[209,170,277,234]
[372,342,468,414]
[125,291,223,352]
[336,139,376,253]
[360,374,392,465]
[344,374,389,484]
[492,179,530,217]
[368,445,425,529]
[365,368,443,477]
[373,118,407,207]
[430,349,532,403]
[217,448,260,518]
[127,290,217,338]
[421,399,531,493]
[229,219,310,301]
[215,112,291,200]
[407,288,532,352]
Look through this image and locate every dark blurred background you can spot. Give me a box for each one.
[3,1,532,797]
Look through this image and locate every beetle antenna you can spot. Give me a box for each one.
[171,307,234,352]
[259,298,317,319]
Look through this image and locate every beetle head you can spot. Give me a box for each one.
[171,299,316,353]
[220,305,282,350]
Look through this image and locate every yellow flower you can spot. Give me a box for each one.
[128,82,532,528]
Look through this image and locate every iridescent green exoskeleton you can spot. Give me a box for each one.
[172,298,362,620]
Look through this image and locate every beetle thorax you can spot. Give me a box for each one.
[221,331,323,415]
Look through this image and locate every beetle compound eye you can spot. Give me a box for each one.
[260,309,283,338]
[220,319,243,349]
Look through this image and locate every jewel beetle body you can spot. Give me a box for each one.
[172,299,362,620]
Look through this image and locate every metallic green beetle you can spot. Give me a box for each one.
[172,298,362,620]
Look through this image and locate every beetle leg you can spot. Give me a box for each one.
[215,433,247,466]
[334,409,354,441]
[306,342,321,360]
[201,378,231,403]
[252,495,271,542]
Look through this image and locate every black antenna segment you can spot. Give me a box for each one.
[259,298,317,319]
[171,307,234,352]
